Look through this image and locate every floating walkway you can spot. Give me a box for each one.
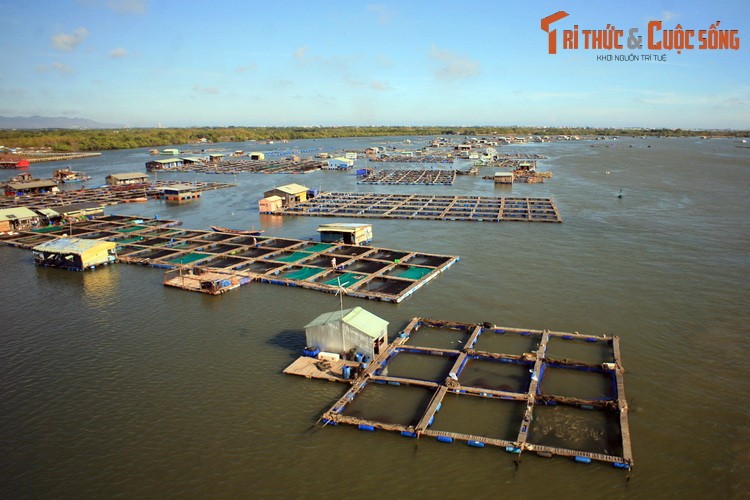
[149,158,327,175]
[291,317,633,470]
[0,181,235,210]
[0,215,458,303]
[357,169,456,185]
[275,192,562,223]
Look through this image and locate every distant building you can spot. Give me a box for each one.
[4,179,59,196]
[50,202,105,220]
[106,172,149,186]
[161,183,200,202]
[304,306,389,360]
[263,183,309,207]
[32,237,117,271]
[0,158,30,169]
[325,157,354,170]
[249,152,265,161]
[162,148,180,155]
[146,158,184,171]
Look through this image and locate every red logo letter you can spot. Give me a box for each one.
[541,11,570,54]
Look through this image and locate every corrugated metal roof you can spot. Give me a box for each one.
[6,180,58,189]
[305,306,387,339]
[107,172,149,180]
[317,222,371,233]
[37,208,59,217]
[53,202,103,213]
[275,183,308,194]
[263,195,283,202]
[0,206,39,221]
[148,158,182,164]
[32,237,116,254]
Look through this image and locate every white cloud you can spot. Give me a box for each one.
[662,11,679,21]
[108,47,128,58]
[51,27,89,52]
[345,76,393,91]
[293,46,350,71]
[429,45,480,80]
[52,62,73,74]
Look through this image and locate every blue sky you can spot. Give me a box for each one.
[0,0,747,128]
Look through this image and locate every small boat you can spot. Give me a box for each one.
[210,225,264,235]
[53,168,91,183]
[618,188,623,199]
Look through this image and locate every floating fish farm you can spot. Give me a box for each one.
[0,215,459,303]
[357,169,456,185]
[274,192,562,223]
[293,318,633,470]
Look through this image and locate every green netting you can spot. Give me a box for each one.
[166,252,211,264]
[305,243,334,253]
[116,236,144,244]
[274,251,312,263]
[395,266,432,280]
[282,267,326,280]
[323,272,364,288]
[31,226,63,233]
[115,225,148,233]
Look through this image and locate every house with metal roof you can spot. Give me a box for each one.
[49,202,105,220]
[145,158,184,171]
[0,207,40,232]
[105,172,150,186]
[317,223,372,245]
[263,183,309,206]
[4,179,59,196]
[304,306,389,361]
[32,237,117,271]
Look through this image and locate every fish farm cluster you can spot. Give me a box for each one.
[274,192,562,223]
[0,215,459,303]
[287,318,633,470]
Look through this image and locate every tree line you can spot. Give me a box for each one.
[0,126,747,152]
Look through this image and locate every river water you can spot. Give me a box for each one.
[1,136,748,498]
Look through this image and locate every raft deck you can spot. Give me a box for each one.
[275,192,562,223]
[288,317,632,470]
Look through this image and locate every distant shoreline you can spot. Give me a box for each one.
[1,126,747,153]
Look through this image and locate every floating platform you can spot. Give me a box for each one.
[357,169,456,185]
[147,158,327,175]
[0,215,459,303]
[290,317,632,470]
[370,155,454,163]
[0,181,235,210]
[275,192,562,223]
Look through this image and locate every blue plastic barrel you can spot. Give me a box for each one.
[468,440,485,448]
[358,424,375,432]
[400,431,417,438]
[361,362,369,369]
[342,366,351,380]
[575,456,592,464]
[355,353,363,362]
[613,462,630,470]
[436,436,453,443]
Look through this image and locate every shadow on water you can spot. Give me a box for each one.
[267,329,306,356]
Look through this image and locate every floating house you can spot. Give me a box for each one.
[161,183,200,202]
[249,152,265,161]
[146,158,184,171]
[0,158,30,169]
[258,195,283,213]
[106,172,149,186]
[181,157,204,166]
[493,172,514,184]
[208,153,225,162]
[317,222,373,245]
[4,179,59,196]
[325,157,354,170]
[0,207,40,232]
[263,184,309,207]
[304,306,389,361]
[51,202,105,220]
[32,237,117,271]
[162,148,180,155]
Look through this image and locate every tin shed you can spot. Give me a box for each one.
[304,306,388,360]
[32,237,117,271]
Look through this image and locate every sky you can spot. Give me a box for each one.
[0,0,748,129]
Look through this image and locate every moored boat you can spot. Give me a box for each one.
[210,225,264,235]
